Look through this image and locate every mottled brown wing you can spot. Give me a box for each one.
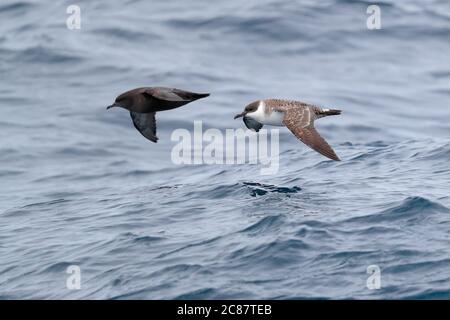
[283,109,340,161]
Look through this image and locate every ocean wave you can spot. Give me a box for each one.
[239,215,285,235]
[0,1,34,14]
[15,45,84,64]
[243,182,301,197]
[344,196,450,224]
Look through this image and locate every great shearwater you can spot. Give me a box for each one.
[107,87,209,142]
[234,99,342,161]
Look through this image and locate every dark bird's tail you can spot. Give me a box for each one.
[191,93,210,100]
[321,109,341,116]
[173,89,210,101]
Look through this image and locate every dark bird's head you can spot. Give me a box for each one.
[107,93,131,111]
[234,101,260,120]
[106,88,145,112]
[106,102,119,110]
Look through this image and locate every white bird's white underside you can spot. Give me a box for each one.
[247,100,284,126]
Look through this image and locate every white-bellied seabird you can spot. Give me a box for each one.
[235,99,342,161]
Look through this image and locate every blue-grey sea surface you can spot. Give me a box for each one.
[1,0,450,299]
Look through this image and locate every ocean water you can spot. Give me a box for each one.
[1,0,450,299]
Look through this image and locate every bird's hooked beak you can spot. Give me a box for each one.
[234,111,246,119]
[106,102,120,110]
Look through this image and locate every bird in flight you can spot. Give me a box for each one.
[235,99,342,161]
[107,87,209,142]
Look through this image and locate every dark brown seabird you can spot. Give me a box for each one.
[234,99,342,161]
[107,87,209,142]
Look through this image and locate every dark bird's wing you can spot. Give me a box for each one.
[243,117,263,132]
[144,87,209,102]
[130,111,158,143]
[282,106,340,161]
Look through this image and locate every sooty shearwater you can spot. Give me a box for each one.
[107,87,209,142]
